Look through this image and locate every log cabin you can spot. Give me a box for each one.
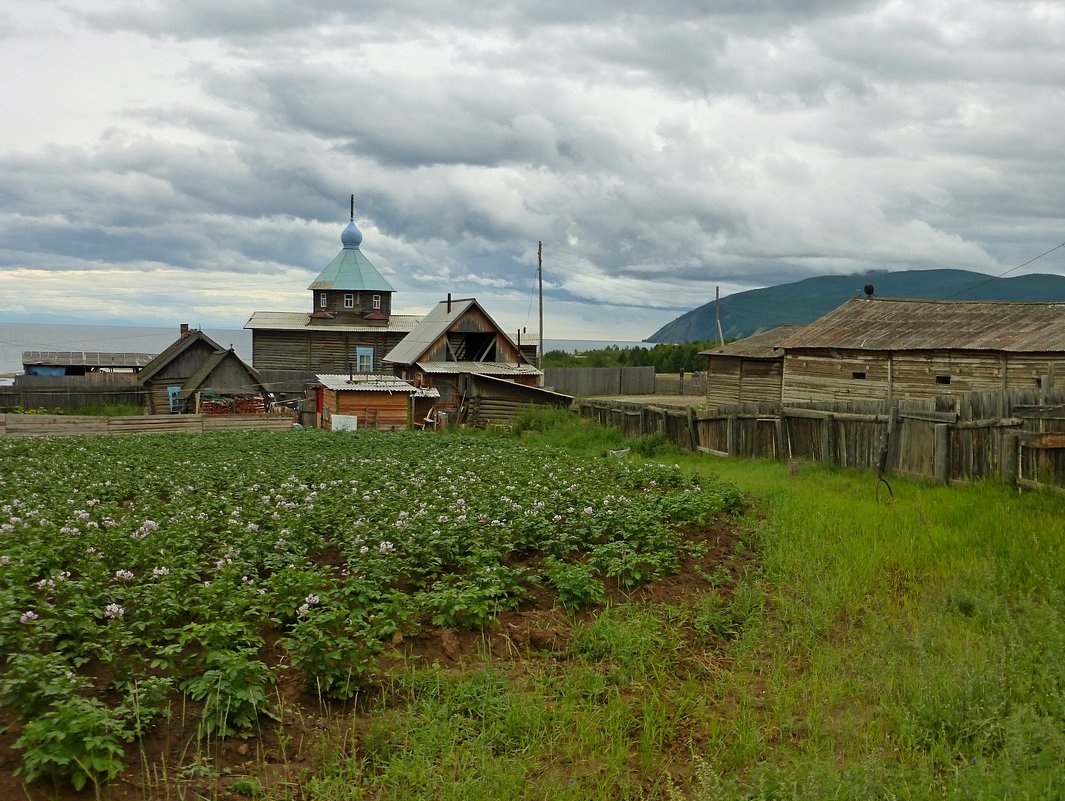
[138,329,269,414]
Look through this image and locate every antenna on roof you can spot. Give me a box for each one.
[350,194,355,222]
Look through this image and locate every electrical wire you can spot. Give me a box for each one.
[951,241,1065,299]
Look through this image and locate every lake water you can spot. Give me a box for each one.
[0,322,647,383]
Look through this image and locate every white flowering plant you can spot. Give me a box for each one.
[0,429,742,789]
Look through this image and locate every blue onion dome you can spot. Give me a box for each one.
[341,220,363,249]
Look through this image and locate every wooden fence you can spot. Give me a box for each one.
[0,412,295,438]
[0,385,145,412]
[653,372,708,396]
[544,367,655,396]
[577,387,1065,494]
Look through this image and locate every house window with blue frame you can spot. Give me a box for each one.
[355,346,374,373]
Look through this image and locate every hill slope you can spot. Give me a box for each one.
[647,269,1065,342]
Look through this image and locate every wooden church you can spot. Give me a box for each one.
[245,196,420,376]
[245,196,571,428]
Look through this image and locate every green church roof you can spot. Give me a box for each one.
[307,218,395,293]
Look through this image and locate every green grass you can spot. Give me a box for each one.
[287,426,1065,800]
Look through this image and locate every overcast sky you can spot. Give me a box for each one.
[1,1,1063,340]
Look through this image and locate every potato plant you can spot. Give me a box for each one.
[0,429,741,789]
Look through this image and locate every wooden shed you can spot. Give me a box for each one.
[315,374,439,431]
[138,330,269,414]
[778,298,1065,405]
[699,326,802,408]
[461,373,573,426]
[384,297,542,421]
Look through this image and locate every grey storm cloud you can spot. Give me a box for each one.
[1,0,1063,335]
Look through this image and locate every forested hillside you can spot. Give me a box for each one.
[647,269,1065,342]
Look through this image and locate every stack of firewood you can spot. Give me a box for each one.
[200,395,267,415]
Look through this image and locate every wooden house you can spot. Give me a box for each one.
[384,296,566,423]
[699,326,802,408]
[138,329,269,414]
[314,374,439,431]
[777,298,1065,405]
[245,200,420,378]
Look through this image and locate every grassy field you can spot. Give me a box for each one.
[2,412,1063,799]
[301,418,1065,799]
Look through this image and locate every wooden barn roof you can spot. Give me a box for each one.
[778,297,1065,353]
[699,325,804,359]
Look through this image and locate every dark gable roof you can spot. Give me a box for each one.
[779,297,1065,353]
[137,329,225,384]
[177,350,266,400]
[699,325,804,359]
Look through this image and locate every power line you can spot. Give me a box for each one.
[952,240,1065,299]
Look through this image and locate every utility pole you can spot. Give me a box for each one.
[538,241,544,374]
[715,285,724,347]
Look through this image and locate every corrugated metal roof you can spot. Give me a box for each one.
[417,361,542,376]
[307,248,395,293]
[22,351,157,368]
[315,374,439,396]
[244,311,422,333]
[779,297,1065,352]
[698,325,804,359]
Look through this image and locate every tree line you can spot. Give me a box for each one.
[543,342,717,373]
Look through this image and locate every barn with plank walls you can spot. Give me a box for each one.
[777,297,1065,406]
[699,325,802,408]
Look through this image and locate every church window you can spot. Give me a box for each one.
[355,346,374,373]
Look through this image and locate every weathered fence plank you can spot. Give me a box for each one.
[578,387,1065,493]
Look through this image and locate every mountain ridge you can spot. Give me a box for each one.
[646,269,1065,343]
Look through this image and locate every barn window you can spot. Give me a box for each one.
[852,371,866,380]
[355,346,374,373]
[936,375,951,385]
[372,295,381,310]
[319,292,327,308]
[344,294,354,309]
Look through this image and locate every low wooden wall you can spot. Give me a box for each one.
[544,367,655,396]
[577,388,1065,494]
[0,412,295,438]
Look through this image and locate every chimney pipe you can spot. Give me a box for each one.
[447,293,452,313]
[180,323,189,338]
